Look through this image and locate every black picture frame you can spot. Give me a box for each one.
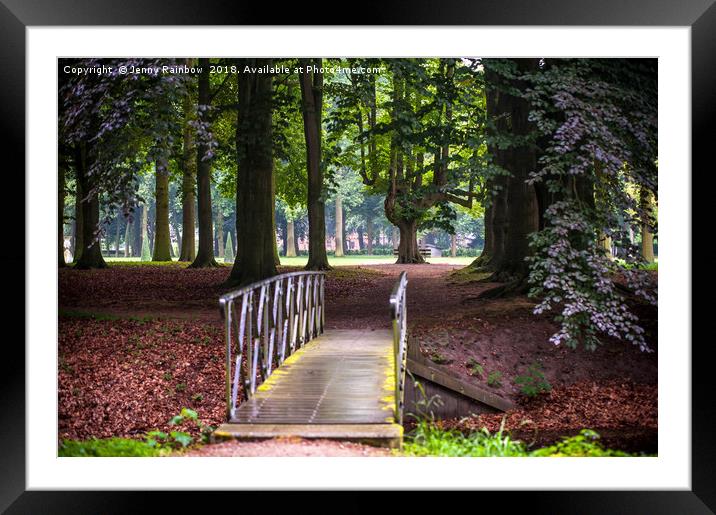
[2,1,711,512]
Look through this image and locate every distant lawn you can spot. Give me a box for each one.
[104,255,476,267]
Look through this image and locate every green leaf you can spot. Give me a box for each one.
[180,408,198,420]
[170,431,193,448]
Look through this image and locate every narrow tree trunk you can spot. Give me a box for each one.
[141,205,149,256]
[73,177,84,262]
[272,172,281,266]
[124,219,131,257]
[132,206,142,257]
[115,214,121,258]
[641,187,655,263]
[451,234,457,257]
[74,143,107,269]
[190,58,218,268]
[179,82,197,262]
[152,159,172,261]
[357,226,364,252]
[286,220,296,257]
[335,195,344,257]
[59,162,66,267]
[228,58,278,286]
[599,232,613,259]
[216,209,224,259]
[366,216,373,255]
[300,58,331,271]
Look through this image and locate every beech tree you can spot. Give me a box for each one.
[189,59,219,268]
[179,78,197,261]
[299,58,331,270]
[227,58,278,285]
[329,58,485,263]
[59,58,188,268]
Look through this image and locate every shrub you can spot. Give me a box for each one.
[466,358,483,377]
[530,429,633,457]
[513,362,552,397]
[487,371,502,387]
[429,351,450,364]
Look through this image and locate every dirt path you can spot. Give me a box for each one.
[182,437,393,457]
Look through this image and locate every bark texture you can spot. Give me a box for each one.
[286,220,296,257]
[152,159,172,261]
[300,58,331,271]
[228,58,278,286]
[334,196,344,257]
[179,81,197,262]
[190,58,218,268]
[74,143,107,269]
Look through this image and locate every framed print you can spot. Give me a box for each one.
[1,0,712,512]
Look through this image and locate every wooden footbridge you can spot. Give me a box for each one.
[213,271,408,448]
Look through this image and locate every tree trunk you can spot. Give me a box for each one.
[366,216,373,255]
[115,214,121,258]
[599,232,613,259]
[73,176,84,262]
[74,143,107,269]
[392,226,399,250]
[286,220,296,257]
[124,219,131,257]
[152,160,172,261]
[190,58,218,268]
[357,226,364,252]
[300,58,331,271]
[482,58,540,283]
[132,206,142,257]
[641,186,655,263]
[395,220,424,264]
[59,162,66,267]
[179,83,197,262]
[228,58,278,286]
[272,171,281,266]
[451,233,457,257]
[335,195,344,257]
[215,209,224,259]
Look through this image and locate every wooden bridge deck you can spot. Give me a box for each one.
[213,329,403,448]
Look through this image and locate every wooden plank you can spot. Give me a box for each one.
[229,329,397,425]
[407,357,515,412]
[212,423,403,449]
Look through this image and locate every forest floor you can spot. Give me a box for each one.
[58,261,657,455]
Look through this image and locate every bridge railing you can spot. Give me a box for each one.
[219,271,326,420]
[389,271,408,425]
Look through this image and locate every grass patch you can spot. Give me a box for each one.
[402,424,642,457]
[402,421,526,457]
[278,255,474,267]
[59,437,163,457]
[530,429,633,457]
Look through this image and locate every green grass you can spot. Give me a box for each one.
[614,258,658,271]
[402,421,527,457]
[401,424,643,457]
[104,255,475,267]
[59,437,164,457]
